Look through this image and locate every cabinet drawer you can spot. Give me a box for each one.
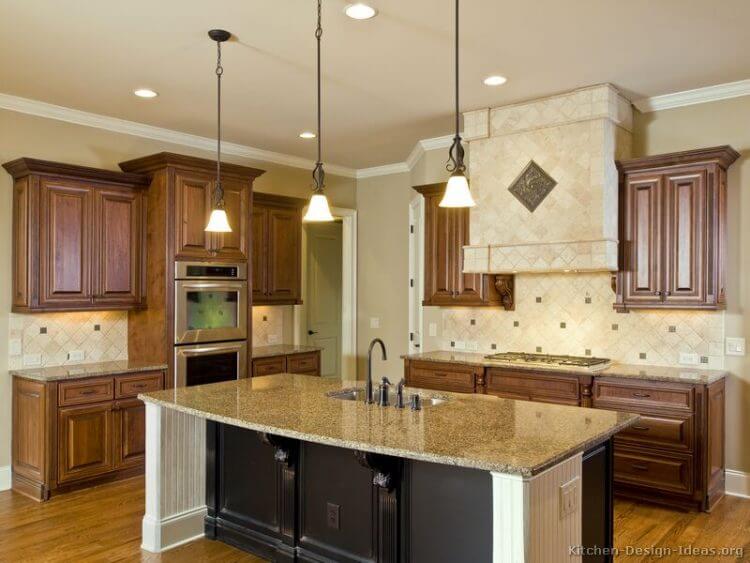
[593,379,693,411]
[287,353,319,375]
[253,357,287,377]
[486,369,580,404]
[617,413,693,452]
[614,447,693,495]
[115,372,163,399]
[408,361,476,393]
[58,378,114,406]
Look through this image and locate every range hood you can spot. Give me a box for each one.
[462,84,633,274]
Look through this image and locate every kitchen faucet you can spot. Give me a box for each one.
[366,338,387,404]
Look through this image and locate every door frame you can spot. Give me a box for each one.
[408,196,425,354]
[295,206,357,379]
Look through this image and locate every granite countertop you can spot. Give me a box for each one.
[10,360,168,382]
[403,351,727,384]
[140,374,637,476]
[252,344,322,359]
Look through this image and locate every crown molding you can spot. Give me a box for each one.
[634,79,750,113]
[356,134,454,179]
[356,162,410,179]
[0,93,357,178]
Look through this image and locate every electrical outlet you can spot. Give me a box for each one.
[726,337,746,356]
[67,350,85,362]
[23,353,42,367]
[466,341,478,351]
[326,502,340,530]
[370,317,380,329]
[428,323,437,337]
[559,476,580,519]
[679,352,700,365]
[268,334,281,344]
[9,339,22,356]
[454,340,466,350]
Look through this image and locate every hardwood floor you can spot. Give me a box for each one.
[0,477,747,562]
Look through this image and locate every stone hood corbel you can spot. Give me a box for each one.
[461,84,633,274]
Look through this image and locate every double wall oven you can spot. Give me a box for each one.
[174,262,248,387]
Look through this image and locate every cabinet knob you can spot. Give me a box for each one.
[655,291,661,296]
[664,290,671,296]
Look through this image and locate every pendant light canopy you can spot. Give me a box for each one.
[303,0,335,222]
[205,29,233,233]
[439,0,476,209]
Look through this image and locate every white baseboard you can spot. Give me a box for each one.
[141,505,207,553]
[0,466,10,491]
[726,469,750,499]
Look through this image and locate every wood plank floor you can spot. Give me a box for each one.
[0,477,747,561]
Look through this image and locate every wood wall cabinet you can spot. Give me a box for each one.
[3,158,150,312]
[252,351,320,377]
[11,370,165,501]
[614,146,739,311]
[413,183,510,308]
[252,192,306,305]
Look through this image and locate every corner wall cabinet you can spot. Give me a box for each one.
[252,192,306,305]
[3,158,150,312]
[413,183,510,308]
[11,370,165,501]
[614,146,739,311]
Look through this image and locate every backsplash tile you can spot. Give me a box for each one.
[439,273,724,368]
[8,311,128,370]
[252,306,284,347]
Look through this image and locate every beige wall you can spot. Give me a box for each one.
[634,97,750,473]
[0,108,356,469]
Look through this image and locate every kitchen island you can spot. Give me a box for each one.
[139,375,637,562]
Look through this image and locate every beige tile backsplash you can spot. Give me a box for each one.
[252,306,284,347]
[8,311,128,370]
[439,273,724,369]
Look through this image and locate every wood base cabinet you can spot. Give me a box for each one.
[252,351,321,377]
[615,146,739,311]
[11,370,165,501]
[3,158,150,312]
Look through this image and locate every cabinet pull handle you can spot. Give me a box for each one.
[133,383,147,389]
[632,392,651,398]
[654,290,661,296]
[80,389,97,395]
[630,463,649,471]
[664,290,671,296]
[631,425,650,431]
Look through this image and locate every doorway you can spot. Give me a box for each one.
[295,207,357,379]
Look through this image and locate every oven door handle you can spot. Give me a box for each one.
[178,344,244,356]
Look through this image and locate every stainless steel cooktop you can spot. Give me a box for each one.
[484,352,611,370]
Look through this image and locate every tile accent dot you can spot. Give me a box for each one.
[668,326,676,333]
[700,356,709,364]
[513,321,520,327]
[450,341,455,348]
[560,322,566,329]
[263,316,268,322]
[94,324,101,332]
[585,349,592,356]
[536,346,542,353]
[470,319,476,326]
[611,323,618,331]
[639,352,647,359]
[491,343,497,350]
[39,327,47,334]
[585,297,592,304]
[535,297,542,303]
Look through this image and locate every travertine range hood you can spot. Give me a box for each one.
[462,84,633,274]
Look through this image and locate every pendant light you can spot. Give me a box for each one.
[440,0,476,208]
[303,0,335,222]
[205,29,233,233]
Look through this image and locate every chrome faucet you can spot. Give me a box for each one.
[366,338,387,404]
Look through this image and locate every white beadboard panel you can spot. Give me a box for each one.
[492,453,582,562]
[142,403,206,553]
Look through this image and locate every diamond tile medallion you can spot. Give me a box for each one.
[508,160,558,212]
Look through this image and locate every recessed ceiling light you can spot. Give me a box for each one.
[483,75,507,86]
[133,88,158,98]
[299,131,316,139]
[344,3,377,20]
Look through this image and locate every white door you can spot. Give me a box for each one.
[305,222,343,377]
[408,197,424,353]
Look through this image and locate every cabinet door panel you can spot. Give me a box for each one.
[175,171,212,259]
[267,207,301,302]
[114,399,146,469]
[664,171,705,303]
[623,176,662,304]
[252,206,268,301]
[58,403,114,484]
[424,194,454,305]
[453,209,484,304]
[213,178,249,261]
[39,179,92,307]
[93,189,143,306]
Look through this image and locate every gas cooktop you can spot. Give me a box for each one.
[484,352,611,370]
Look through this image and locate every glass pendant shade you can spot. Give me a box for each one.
[303,193,335,222]
[439,172,476,208]
[205,208,232,232]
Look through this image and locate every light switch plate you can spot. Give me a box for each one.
[428,323,437,337]
[23,353,42,367]
[370,317,380,329]
[268,334,281,345]
[67,350,85,362]
[559,476,580,519]
[679,352,700,365]
[726,337,746,356]
[9,339,22,356]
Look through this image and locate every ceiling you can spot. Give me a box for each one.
[1,0,749,169]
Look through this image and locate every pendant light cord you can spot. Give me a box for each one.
[446,0,465,175]
[312,0,325,192]
[215,39,225,207]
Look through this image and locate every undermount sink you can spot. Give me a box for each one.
[327,388,448,408]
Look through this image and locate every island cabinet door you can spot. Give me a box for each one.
[57,403,114,484]
[113,399,146,469]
